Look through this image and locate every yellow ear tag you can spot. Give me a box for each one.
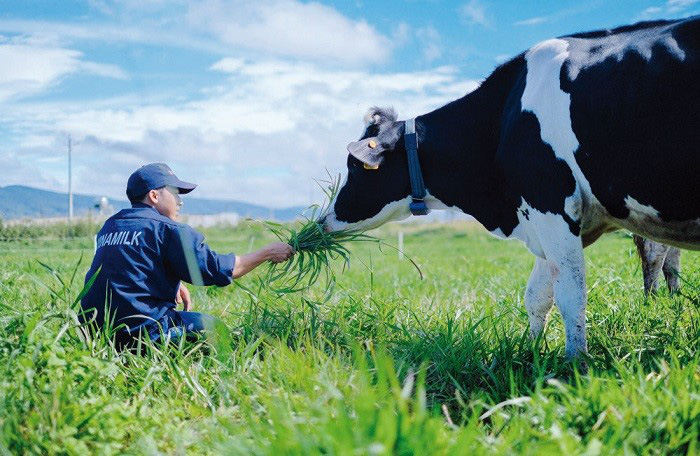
[364,139,379,169]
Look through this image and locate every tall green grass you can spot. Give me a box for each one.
[1,223,699,454]
[0,219,100,242]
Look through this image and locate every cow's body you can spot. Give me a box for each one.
[324,17,700,358]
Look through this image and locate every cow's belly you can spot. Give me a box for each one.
[612,211,700,251]
[576,195,700,250]
[578,197,700,250]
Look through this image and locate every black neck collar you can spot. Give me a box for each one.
[404,118,429,216]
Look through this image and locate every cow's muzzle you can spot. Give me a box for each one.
[317,214,331,232]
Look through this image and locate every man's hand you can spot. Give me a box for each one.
[176,283,192,311]
[264,242,295,263]
[232,242,295,279]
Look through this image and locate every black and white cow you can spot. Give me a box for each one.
[323,17,700,359]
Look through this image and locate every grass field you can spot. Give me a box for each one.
[1,220,699,455]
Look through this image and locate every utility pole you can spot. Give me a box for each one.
[68,136,73,222]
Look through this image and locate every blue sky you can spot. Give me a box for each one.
[0,0,697,207]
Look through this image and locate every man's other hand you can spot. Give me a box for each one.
[176,283,192,311]
[264,242,295,263]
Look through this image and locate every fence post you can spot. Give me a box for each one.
[248,236,256,253]
[398,231,404,260]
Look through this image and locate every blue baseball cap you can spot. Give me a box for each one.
[126,163,197,201]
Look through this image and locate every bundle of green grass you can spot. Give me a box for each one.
[262,178,379,293]
[261,177,422,294]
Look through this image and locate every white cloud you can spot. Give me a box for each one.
[0,19,229,55]
[459,0,490,27]
[0,152,61,189]
[210,58,246,73]
[514,16,547,26]
[638,0,699,19]
[668,0,699,12]
[187,0,393,65]
[0,0,395,65]
[515,2,609,28]
[494,54,511,63]
[0,2,481,208]
[0,59,480,207]
[87,0,117,16]
[78,61,128,79]
[416,27,443,62]
[639,6,664,17]
[392,22,411,45]
[89,0,174,14]
[0,42,127,102]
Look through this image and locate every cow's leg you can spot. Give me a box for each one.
[525,257,555,338]
[662,247,681,294]
[551,250,587,358]
[537,231,587,359]
[633,235,669,295]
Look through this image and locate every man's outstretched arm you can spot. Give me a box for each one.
[233,242,294,279]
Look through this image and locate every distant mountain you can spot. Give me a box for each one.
[0,185,305,221]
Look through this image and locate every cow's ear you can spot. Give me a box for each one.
[347,137,384,168]
[364,106,398,127]
[348,120,403,168]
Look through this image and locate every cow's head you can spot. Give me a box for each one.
[323,107,415,232]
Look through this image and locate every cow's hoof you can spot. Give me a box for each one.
[564,354,589,375]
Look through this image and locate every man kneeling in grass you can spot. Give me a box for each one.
[81,163,294,349]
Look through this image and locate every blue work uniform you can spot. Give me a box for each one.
[81,203,235,342]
